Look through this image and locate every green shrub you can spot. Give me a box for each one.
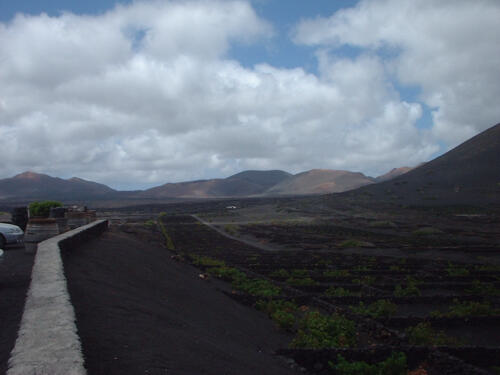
[207,266,246,281]
[446,262,470,277]
[224,224,238,235]
[317,259,333,266]
[323,269,350,277]
[394,284,420,297]
[191,255,225,267]
[354,265,370,272]
[376,352,408,375]
[271,309,296,330]
[255,299,298,315]
[490,366,500,375]
[475,264,500,272]
[405,322,460,346]
[352,276,375,285]
[325,286,358,297]
[157,220,175,250]
[286,277,317,286]
[465,280,500,296]
[29,201,62,217]
[339,239,374,248]
[350,300,397,318]
[144,219,156,228]
[431,299,500,318]
[330,355,374,375]
[329,352,407,375]
[232,278,281,297]
[394,277,421,297]
[290,311,356,349]
[291,269,309,277]
[269,269,290,278]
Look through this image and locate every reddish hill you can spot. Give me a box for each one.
[266,169,374,196]
[227,170,292,190]
[141,170,292,199]
[0,172,115,201]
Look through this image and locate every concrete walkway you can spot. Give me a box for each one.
[7,220,107,375]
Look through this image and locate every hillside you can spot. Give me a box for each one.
[340,122,500,205]
[141,170,292,198]
[0,172,116,201]
[266,169,374,195]
[227,170,292,190]
[375,167,413,182]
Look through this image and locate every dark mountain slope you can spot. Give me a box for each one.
[375,167,413,182]
[340,123,500,205]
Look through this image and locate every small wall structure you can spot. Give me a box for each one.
[24,218,60,253]
[24,206,95,253]
[7,219,108,375]
[66,212,88,230]
[11,207,28,231]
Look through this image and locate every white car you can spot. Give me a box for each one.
[0,223,24,248]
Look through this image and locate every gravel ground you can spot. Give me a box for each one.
[62,225,300,375]
[0,248,34,375]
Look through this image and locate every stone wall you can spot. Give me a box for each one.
[7,219,108,375]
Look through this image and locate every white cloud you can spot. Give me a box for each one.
[0,0,474,189]
[294,0,500,145]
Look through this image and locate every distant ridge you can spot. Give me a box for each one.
[3,121,498,206]
[266,169,374,195]
[0,171,115,200]
[227,170,292,190]
[140,170,292,198]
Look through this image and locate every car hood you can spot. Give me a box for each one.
[0,223,23,231]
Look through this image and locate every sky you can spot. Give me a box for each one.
[0,0,499,190]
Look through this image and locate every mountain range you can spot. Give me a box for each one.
[1,122,498,205]
[0,167,410,203]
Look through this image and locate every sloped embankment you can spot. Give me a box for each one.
[62,225,298,375]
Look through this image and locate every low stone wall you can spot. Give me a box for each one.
[7,219,108,375]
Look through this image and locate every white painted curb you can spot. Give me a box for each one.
[7,220,107,375]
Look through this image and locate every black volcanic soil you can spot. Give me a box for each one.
[62,225,299,375]
[0,249,34,375]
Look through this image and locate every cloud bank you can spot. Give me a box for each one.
[294,0,500,145]
[0,0,498,189]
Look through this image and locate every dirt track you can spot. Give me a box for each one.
[191,214,279,252]
[62,225,300,375]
